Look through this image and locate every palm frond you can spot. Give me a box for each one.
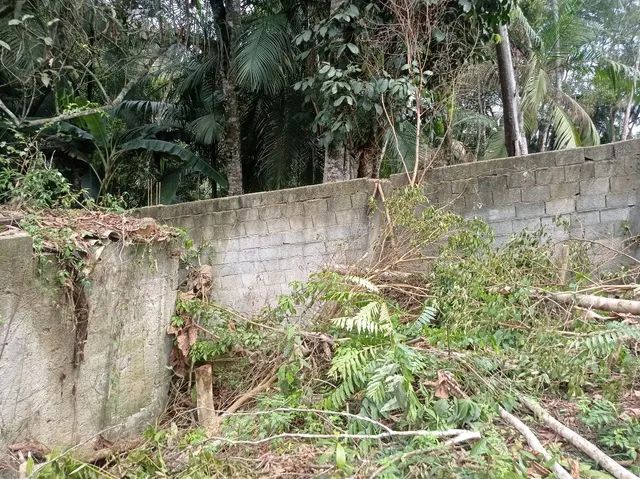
[484,129,507,160]
[512,6,542,50]
[551,105,578,149]
[189,113,224,146]
[554,90,600,147]
[521,63,548,135]
[234,13,293,95]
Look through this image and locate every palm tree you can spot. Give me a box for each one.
[515,1,600,151]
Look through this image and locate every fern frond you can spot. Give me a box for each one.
[413,305,437,331]
[343,275,380,294]
[365,361,398,405]
[332,302,382,335]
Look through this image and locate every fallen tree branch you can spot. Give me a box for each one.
[205,427,480,446]
[208,366,279,434]
[520,397,640,479]
[499,407,572,479]
[547,291,640,315]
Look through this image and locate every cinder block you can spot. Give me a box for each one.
[258,205,284,220]
[235,208,259,221]
[219,275,242,289]
[555,148,585,165]
[600,208,629,222]
[490,220,514,235]
[289,215,314,231]
[259,248,283,261]
[262,271,287,286]
[545,198,575,215]
[328,195,353,211]
[312,212,337,227]
[451,179,472,194]
[580,178,610,195]
[244,220,268,236]
[516,202,545,218]
[284,203,304,217]
[508,171,535,188]
[336,209,366,225]
[484,205,516,221]
[565,164,596,182]
[303,242,326,256]
[610,176,639,193]
[550,182,579,199]
[564,165,580,182]
[493,188,522,205]
[613,139,640,163]
[304,198,328,215]
[350,192,371,207]
[594,160,618,177]
[266,218,291,233]
[583,222,614,239]
[576,195,606,211]
[478,175,508,191]
[326,226,356,241]
[512,217,542,231]
[575,211,600,226]
[522,185,551,202]
[584,143,614,162]
[535,167,565,185]
[606,193,636,208]
[466,188,493,209]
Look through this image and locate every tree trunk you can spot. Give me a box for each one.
[222,77,243,195]
[323,144,353,182]
[210,0,243,195]
[323,0,352,183]
[495,25,528,157]
[621,47,640,141]
[551,0,562,91]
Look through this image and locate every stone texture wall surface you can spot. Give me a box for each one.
[0,234,179,456]
[136,179,379,312]
[391,140,640,250]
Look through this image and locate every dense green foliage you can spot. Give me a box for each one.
[1,0,637,206]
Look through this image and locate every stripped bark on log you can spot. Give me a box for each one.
[521,397,639,479]
[499,407,572,479]
[548,292,640,315]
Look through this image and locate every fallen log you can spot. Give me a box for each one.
[520,397,639,479]
[548,292,640,315]
[499,407,572,479]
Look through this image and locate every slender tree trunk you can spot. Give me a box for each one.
[323,0,352,183]
[495,25,528,157]
[211,0,243,195]
[621,45,640,141]
[551,0,562,91]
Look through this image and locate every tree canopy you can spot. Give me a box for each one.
[0,0,638,207]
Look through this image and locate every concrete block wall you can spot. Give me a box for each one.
[0,233,179,455]
[391,140,640,251]
[135,179,379,312]
[136,140,639,313]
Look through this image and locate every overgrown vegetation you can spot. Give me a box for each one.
[17,186,640,478]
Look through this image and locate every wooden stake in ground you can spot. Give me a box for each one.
[499,407,572,479]
[520,397,640,479]
[195,364,216,435]
[557,244,571,285]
